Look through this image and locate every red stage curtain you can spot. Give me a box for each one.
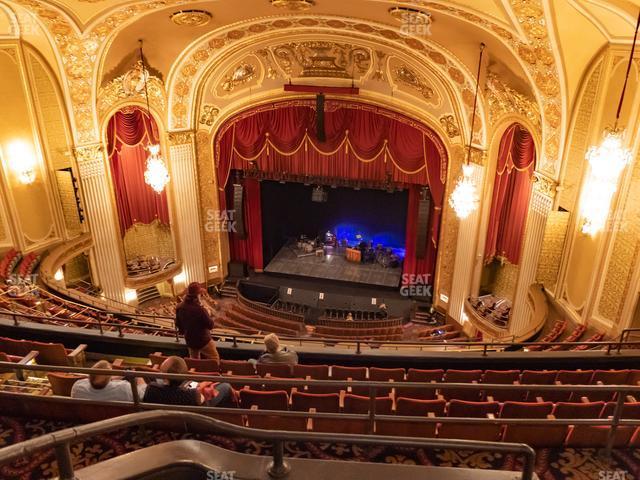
[484,123,536,265]
[227,178,264,270]
[107,108,170,235]
[215,100,448,279]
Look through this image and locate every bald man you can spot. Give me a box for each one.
[71,360,146,402]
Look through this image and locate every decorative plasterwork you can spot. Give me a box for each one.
[533,172,557,198]
[485,73,541,129]
[270,0,315,10]
[272,41,372,79]
[97,61,166,118]
[220,62,258,92]
[393,64,434,99]
[439,114,460,138]
[168,131,195,146]
[170,10,212,28]
[199,105,220,127]
[168,16,486,143]
[424,0,564,176]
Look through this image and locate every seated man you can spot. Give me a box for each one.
[143,356,234,407]
[71,360,146,402]
[255,333,298,365]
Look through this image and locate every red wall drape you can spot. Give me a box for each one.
[226,178,264,270]
[484,123,536,265]
[107,107,170,236]
[215,100,448,279]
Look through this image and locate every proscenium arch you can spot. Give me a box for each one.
[166,15,490,147]
[208,97,453,294]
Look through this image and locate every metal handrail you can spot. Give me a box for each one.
[3,308,640,354]
[0,410,537,480]
[3,360,640,455]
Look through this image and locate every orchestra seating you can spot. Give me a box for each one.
[0,336,85,366]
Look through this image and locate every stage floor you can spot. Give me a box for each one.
[264,244,402,288]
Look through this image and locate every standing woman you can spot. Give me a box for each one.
[175,282,220,361]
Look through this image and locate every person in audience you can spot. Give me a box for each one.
[175,282,219,361]
[71,360,146,401]
[255,333,298,365]
[143,356,234,407]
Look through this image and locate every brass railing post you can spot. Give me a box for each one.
[54,442,76,480]
[267,440,291,478]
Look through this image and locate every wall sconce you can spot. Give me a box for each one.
[124,288,138,303]
[6,140,37,185]
[53,268,64,282]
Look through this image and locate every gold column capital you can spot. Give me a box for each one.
[168,131,196,146]
[533,171,558,198]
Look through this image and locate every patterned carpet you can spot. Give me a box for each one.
[0,416,639,479]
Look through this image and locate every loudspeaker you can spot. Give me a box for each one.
[316,93,326,142]
[232,182,246,239]
[228,260,248,278]
[416,187,432,259]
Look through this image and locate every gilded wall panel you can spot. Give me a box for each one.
[195,130,223,280]
[598,150,640,323]
[492,262,520,302]
[123,221,175,261]
[558,61,602,211]
[536,210,570,291]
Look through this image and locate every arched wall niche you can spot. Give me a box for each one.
[471,114,542,297]
[101,102,180,282]
[472,120,538,308]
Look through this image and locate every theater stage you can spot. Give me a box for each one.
[264,243,403,288]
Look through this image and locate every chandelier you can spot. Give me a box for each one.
[580,10,639,236]
[449,43,484,219]
[139,40,170,194]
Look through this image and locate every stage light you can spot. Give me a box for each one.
[5,140,37,185]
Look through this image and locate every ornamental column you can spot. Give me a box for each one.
[74,144,127,304]
[509,173,556,335]
[168,132,206,286]
[448,161,486,329]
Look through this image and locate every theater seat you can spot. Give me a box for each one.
[501,401,558,447]
[369,367,405,396]
[544,370,594,402]
[331,365,368,395]
[291,391,340,413]
[553,401,605,448]
[376,398,446,438]
[240,389,304,431]
[184,357,220,373]
[438,400,501,441]
[397,369,443,400]
[521,369,558,401]
[571,369,631,402]
[256,363,293,378]
[566,401,640,448]
[220,360,256,376]
[47,372,86,397]
[293,364,329,380]
[482,370,523,402]
[441,370,482,401]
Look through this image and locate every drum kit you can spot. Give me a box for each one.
[294,233,400,268]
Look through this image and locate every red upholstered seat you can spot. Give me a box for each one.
[291,391,340,413]
[293,364,329,380]
[369,367,405,396]
[220,359,256,376]
[184,357,220,373]
[482,370,523,401]
[441,370,482,401]
[439,400,501,441]
[344,393,394,415]
[553,401,605,448]
[256,362,293,378]
[239,389,303,431]
[571,369,631,402]
[331,365,368,395]
[397,368,443,400]
[501,401,557,447]
[376,398,446,438]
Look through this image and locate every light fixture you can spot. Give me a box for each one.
[139,40,170,194]
[580,11,640,236]
[270,0,315,10]
[53,268,64,281]
[6,140,36,185]
[449,43,484,219]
